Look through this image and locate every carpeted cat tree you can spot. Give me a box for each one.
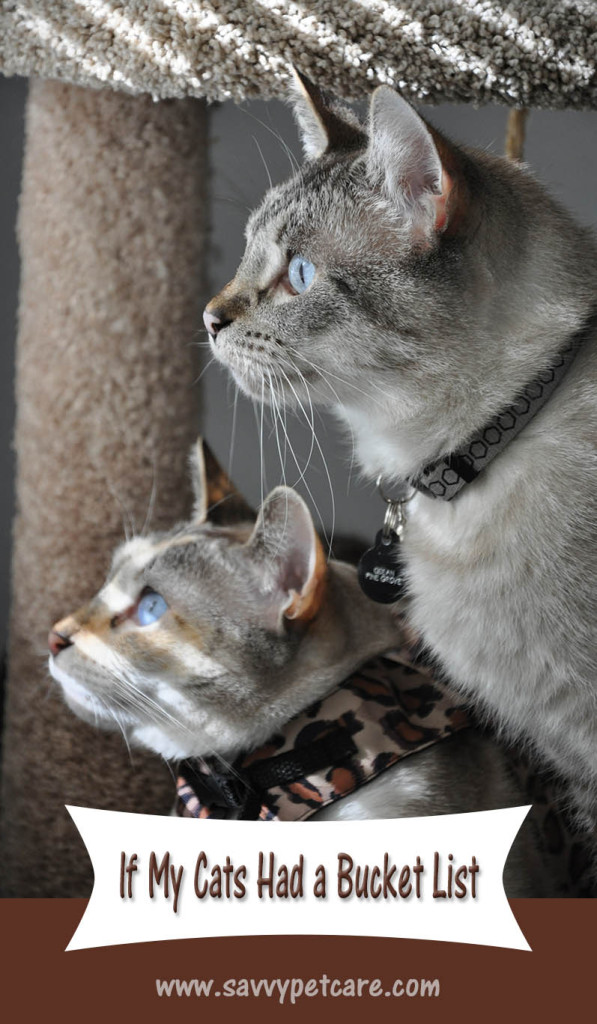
[0,2,596,896]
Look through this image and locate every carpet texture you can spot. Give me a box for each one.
[0,1,595,109]
[0,80,206,896]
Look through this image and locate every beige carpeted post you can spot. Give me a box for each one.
[0,81,206,896]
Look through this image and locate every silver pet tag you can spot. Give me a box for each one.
[358,480,414,604]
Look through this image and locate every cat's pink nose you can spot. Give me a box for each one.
[203,308,230,338]
[48,629,73,658]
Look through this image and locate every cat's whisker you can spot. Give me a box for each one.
[346,423,358,496]
[289,341,395,403]
[286,367,318,481]
[42,677,56,701]
[228,384,239,477]
[279,376,289,470]
[123,681,189,734]
[252,134,273,191]
[275,367,332,550]
[284,347,344,407]
[265,106,301,176]
[287,350,358,494]
[271,374,311,490]
[212,194,252,215]
[271,371,292,486]
[267,371,287,489]
[101,475,136,543]
[108,676,152,721]
[284,341,395,404]
[282,367,337,555]
[277,379,291,485]
[98,650,193,737]
[262,392,278,443]
[211,168,254,209]
[141,455,158,537]
[161,756,178,786]
[239,107,300,177]
[271,367,315,491]
[104,698,135,766]
[290,368,318,477]
[211,751,247,787]
[194,355,217,387]
[267,371,292,549]
[304,368,356,493]
[279,346,384,502]
[259,378,266,512]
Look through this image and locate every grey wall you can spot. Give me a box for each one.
[0,80,596,650]
[0,77,26,651]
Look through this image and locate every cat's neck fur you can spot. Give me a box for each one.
[343,150,597,485]
[284,559,403,689]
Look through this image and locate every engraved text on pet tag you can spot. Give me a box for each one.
[358,478,414,604]
[358,528,408,604]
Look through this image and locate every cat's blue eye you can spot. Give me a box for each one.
[137,590,168,626]
[288,255,316,294]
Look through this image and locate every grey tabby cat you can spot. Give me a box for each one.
[48,441,546,895]
[203,75,597,845]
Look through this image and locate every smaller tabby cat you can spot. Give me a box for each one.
[48,441,547,895]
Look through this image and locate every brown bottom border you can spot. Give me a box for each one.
[0,899,594,1022]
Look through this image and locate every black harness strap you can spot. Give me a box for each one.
[179,727,358,820]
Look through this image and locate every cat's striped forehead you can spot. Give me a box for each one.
[246,158,363,240]
[63,522,258,692]
[103,524,251,613]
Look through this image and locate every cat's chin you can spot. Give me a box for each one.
[228,366,266,401]
[210,338,278,402]
[48,655,119,731]
[227,366,310,410]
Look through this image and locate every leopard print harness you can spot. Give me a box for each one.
[176,647,468,822]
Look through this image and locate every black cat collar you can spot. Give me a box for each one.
[358,313,592,603]
[412,313,592,501]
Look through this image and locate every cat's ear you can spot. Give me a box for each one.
[290,68,366,160]
[247,487,327,626]
[366,86,455,239]
[189,438,255,526]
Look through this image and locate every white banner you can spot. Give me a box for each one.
[66,805,531,952]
